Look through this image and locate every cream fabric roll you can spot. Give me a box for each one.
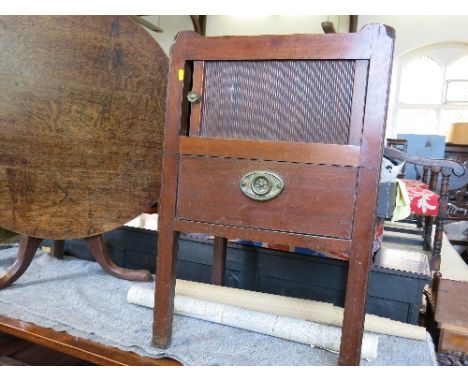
[173,279,426,341]
[127,286,379,360]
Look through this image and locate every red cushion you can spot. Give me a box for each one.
[401,179,439,217]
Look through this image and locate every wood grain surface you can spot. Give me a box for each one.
[0,16,167,239]
[176,156,358,239]
[435,278,468,327]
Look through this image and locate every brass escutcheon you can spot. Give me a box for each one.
[240,171,284,201]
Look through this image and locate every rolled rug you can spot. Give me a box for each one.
[174,279,426,341]
[127,285,379,360]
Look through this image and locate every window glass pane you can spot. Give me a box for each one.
[440,109,468,135]
[399,56,443,104]
[446,80,468,102]
[396,108,438,135]
[446,55,468,80]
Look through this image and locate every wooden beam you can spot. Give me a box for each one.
[199,15,207,36]
[130,16,163,33]
[349,16,358,33]
[190,15,207,36]
[321,21,336,34]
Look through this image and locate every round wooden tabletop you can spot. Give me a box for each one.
[0,16,168,239]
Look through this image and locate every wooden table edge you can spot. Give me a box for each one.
[0,315,181,366]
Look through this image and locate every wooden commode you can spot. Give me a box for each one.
[153,24,395,365]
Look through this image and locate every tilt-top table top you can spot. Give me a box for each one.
[0,16,168,239]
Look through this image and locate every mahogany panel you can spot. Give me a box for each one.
[171,24,392,61]
[348,60,369,145]
[176,156,358,239]
[179,136,361,167]
[188,61,205,136]
[174,219,352,255]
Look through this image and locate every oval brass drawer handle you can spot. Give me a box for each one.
[240,171,284,201]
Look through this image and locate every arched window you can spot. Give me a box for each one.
[399,56,443,104]
[395,56,442,134]
[393,48,468,138]
[441,55,468,133]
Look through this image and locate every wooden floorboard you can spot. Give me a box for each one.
[0,315,180,366]
[0,334,31,357]
[0,333,89,366]
[0,355,28,366]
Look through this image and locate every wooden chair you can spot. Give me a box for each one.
[153,24,395,365]
[383,147,465,273]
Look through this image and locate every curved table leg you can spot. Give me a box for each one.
[85,234,153,282]
[0,236,43,289]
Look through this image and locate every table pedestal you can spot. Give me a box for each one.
[0,234,152,290]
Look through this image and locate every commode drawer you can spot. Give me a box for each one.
[176,156,358,239]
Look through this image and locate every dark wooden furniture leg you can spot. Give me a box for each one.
[430,171,452,301]
[338,168,376,365]
[432,171,451,272]
[152,53,187,350]
[0,236,43,289]
[339,253,371,365]
[52,240,65,259]
[423,216,434,251]
[423,169,439,251]
[211,237,227,285]
[85,234,152,282]
[153,230,180,349]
